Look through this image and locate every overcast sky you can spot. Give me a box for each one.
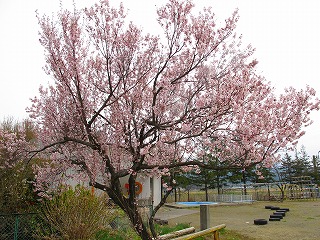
[1,0,320,156]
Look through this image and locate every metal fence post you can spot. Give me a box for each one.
[200,204,210,230]
[14,214,19,240]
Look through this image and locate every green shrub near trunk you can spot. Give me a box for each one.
[36,185,116,240]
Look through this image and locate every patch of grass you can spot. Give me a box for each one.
[156,222,191,235]
[219,228,256,240]
[95,229,140,240]
[96,222,193,240]
[95,222,255,240]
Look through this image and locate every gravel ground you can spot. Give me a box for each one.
[159,200,320,240]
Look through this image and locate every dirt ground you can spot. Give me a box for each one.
[163,200,320,240]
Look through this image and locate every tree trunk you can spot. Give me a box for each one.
[149,187,174,238]
[174,187,177,202]
[242,170,247,195]
[205,182,208,201]
[216,175,221,194]
[94,178,153,240]
[130,209,152,240]
[275,184,286,202]
[312,156,319,184]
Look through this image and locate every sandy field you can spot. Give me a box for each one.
[160,200,320,240]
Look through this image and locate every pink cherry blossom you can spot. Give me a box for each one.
[26,1,319,239]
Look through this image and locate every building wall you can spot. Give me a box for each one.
[64,169,162,208]
[152,177,162,207]
[120,175,161,208]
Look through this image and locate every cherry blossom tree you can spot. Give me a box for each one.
[206,85,318,171]
[0,119,38,212]
[28,0,319,239]
[0,119,34,169]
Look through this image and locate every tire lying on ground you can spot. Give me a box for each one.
[279,208,289,212]
[270,214,283,219]
[276,209,287,213]
[265,205,273,209]
[270,206,280,210]
[254,219,268,225]
[274,212,285,216]
[269,217,281,221]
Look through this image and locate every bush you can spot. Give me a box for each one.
[0,161,38,213]
[36,185,115,240]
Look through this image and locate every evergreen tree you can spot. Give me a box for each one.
[310,155,320,184]
[291,146,311,178]
[279,153,294,183]
[279,146,312,183]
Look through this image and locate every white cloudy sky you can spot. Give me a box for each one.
[0,0,320,156]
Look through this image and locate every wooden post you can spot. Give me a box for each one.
[172,224,226,240]
[200,204,210,230]
[213,229,220,240]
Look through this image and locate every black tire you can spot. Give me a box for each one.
[270,214,283,219]
[265,205,273,209]
[280,208,289,212]
[270,206,280,210]
[269,217,281,221]
[276,209,287,213]
[274,212,285,216]
[254,219,268,225]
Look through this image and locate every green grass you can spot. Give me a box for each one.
[95,223,254,240]
[219,228,256,240]
[95,222,192,240]
[94,218,256,240]
[155,222,191,235]
[95,229,140,240]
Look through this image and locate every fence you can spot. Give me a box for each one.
[0,212,134,240]
[166,185,320,203]
[210,194,253,203]
[165,189,254,203]
[0,213,41,240]
[0,204,151,240]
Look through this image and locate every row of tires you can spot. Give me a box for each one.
[254,206,290,225]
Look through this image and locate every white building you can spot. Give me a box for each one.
[120,175,162,208]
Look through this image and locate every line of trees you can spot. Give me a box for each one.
[277,146,320,184]
[175,146,320,200]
